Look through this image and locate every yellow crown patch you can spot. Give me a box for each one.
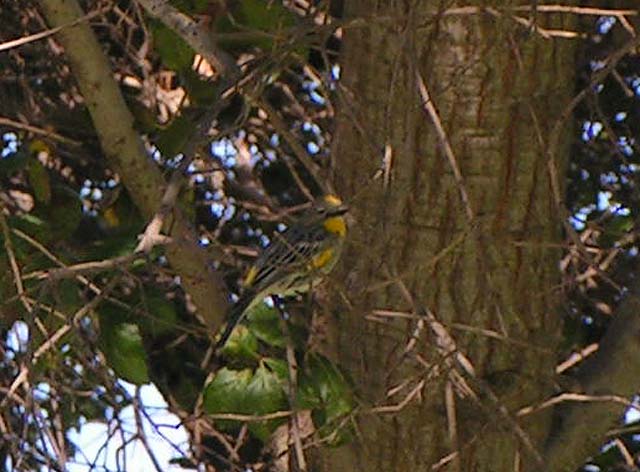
[323,194,343,207]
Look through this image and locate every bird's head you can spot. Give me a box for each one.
[315,194,348,237]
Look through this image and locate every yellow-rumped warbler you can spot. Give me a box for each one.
[216,194,348,350]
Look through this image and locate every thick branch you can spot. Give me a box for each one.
[135,0,239,80]
[544,279,640,471]
[38,0,227,328]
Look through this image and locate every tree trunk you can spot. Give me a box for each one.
[322,1,576,470]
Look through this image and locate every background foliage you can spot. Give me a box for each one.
[1,1,640,471]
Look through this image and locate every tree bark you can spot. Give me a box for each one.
[322,1,576,470]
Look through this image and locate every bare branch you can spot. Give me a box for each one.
[135,0,238,79]
[543,279,640,470]
[37,0,228,328]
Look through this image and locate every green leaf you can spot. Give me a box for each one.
[203,367,252,430]
[46,193,82,239]
[181,69,220,105]
[24,184,82,243]
[599,215,634,248]
[98,303,128,325]
[54,279,83,313]
[297,354,354,446]
[263,357,288,380]
[219,324,260,360]
[81,231,138,261]
[215,0,297,52]
[73,396,107,424]
[590,443,625,468]
[239,0,295,35]
[100,320,149,385]
[169,0,209,15]
[128,99,160,134]
[151,21,195,71]
[244,363,288,440]
[16,213,44,227]
[26,159,51,204]
[156,115,195,158]
[141,291,178,337]
[0,149,28,175]
[246,302,285,347]
[203,363,288,440]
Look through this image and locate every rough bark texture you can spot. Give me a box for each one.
[321,1,576,470]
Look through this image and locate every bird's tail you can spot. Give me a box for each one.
[215,291,256,351]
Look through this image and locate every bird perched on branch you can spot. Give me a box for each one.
[216,194,349,350]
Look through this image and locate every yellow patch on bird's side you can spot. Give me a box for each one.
[243,265,259,287]
[323,216,346,237]
[310,248,334,270]
[323,194,343,207]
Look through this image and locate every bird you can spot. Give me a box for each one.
[216,194,349,351]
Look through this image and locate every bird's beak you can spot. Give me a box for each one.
[334,205,349,216]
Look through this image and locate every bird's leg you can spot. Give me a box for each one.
[304,277,317,314]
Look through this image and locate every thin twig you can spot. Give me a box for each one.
[368,380,425,414]
[614,438,635,466]
[0,6,108,52]
[11,227,103,296]
[0,207,32,314]
[25,253,144,281]
[389,268,545,467]
[511,5,636,17]
[445,382,461,472]
[0,366,29,409]
[259,98,324,197]
[416,72,474,221]
[207,411,293,422]
[136,72,244,254]
[517,392,636,418]
[132,389,165,472]
[0,116,81,146]
[556,343,600,374]
[283,318,308,471]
